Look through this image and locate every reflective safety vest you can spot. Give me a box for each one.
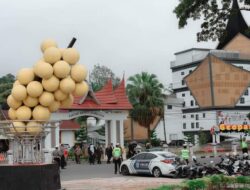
[241,141,248,149]
[113,147,121,158]
[181,149,189,159]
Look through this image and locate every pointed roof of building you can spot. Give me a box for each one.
[63,78,132,111]
[184,54,250,108]
[217,0,250,49]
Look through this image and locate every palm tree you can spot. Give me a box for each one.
[126,72,165,143]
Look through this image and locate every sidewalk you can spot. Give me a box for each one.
[62,176,182,190]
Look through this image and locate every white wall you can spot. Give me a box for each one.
[155,99,184,143]
[61,131,75,147]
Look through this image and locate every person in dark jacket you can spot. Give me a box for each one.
[95,145,103,164]
[105,144,113,164]
[88,144,96,165]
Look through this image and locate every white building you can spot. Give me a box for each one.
[157,1,250,143]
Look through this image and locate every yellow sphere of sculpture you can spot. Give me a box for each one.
[59,48,65,55]
[39,91,54,107]
[27,81,43,98]
[61,94,74,108]
[54,89,68,101]
[43,47,61,64]
[42,75,60,92]
[7,95,22,109]
[8,108,17,120]
[17,68,35,85]
[49,101,61,112]
[73,81,89,96]
[40,39,58,52]
[26,121,42,135]
[53,61,71,79]
[32,105,51,121]
[34,60,53,79]
[62,48,79,65]
[10,122,26,133]
[16,106,32,120]
[23,96,39,107]
[71,64,88,82]
[60,77,76,94]
[11,84,27,101]
[13,80,21,87]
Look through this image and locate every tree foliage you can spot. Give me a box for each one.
[127,72,165,142]
[75,117,88,143]
[0,74,15,109]
[150,129,161,147]
[174,0,250,42]
[89,64,121,92]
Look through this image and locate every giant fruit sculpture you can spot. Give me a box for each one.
[7,39,89,135]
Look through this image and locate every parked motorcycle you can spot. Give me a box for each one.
[173,157,190,178]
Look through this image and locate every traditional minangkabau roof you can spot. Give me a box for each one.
[64,78,132,110]
[184,54,250,108]
[60,120,80,130]
[217,0,250,49]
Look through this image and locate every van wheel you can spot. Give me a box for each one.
[152,167,162,177]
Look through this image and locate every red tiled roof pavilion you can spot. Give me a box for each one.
[61,78,132,111]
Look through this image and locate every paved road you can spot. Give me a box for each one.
[60,155,223,190]
[61,161,182,190]
[61,161,119,181]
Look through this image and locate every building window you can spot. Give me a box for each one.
[191,114,194,118]
[190,92,192,96]
[167,105,172,109]
[191,123,194,129]
[181,71,185,75]
[195,101,198,106]
[196,114,199,120]
[244,89,249,96]
[183,115,186,119]
[203,113,206,118]
[196,122,199,128]
[183,102,186,107]
[189,70,192,74]
[182,93,185,97]
[183,123,186,129]
[182,80,185,85]
[240,97,245,104]
[190,100,194,106]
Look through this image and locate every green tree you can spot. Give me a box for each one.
[127,72,165,143]
[174,0,250,42]
[150,129,161,147]
[75,117,88,143]
[0,74,15,109]
[89,64,120,92]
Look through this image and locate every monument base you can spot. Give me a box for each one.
[0,163,61,190]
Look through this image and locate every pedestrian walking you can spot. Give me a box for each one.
[52,147,61,169]
[59,144,66,169]
[240,136,248,154]
[74,145,82,164]
[96,145,103,164]
[88,144,96,165]
[112,143,122,174]
[105,144,113,164]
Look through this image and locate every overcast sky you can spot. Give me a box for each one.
[0,0,224,86]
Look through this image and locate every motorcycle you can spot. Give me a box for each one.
[173,157,190,178]
[188,156,205,179]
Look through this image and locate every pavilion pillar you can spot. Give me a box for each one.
[110,120,117,145]
[105,120,111,147]
[119,120,124,147]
